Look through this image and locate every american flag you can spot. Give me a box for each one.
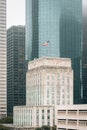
[42,41,49,46]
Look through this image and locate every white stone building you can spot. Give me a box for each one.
[26,57,73,106]
[13,106,53,127]
[13,57,73,128]
[0,0,7,119]
[8,104,87,130]
[57,105,87,130]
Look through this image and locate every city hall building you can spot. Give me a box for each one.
[13,57,73,128]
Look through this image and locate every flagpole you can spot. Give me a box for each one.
[41,41,50,57]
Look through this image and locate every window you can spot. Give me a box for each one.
[52,75,54,80]
[48,122,50,126]
[47,110,50,113]
[47,116,50,119]
[47,82,49,85]
[42,116,44,119]
[62,95,64,98]
[47,75,49,80]
[42,110,44,113]
[62,101,65,104]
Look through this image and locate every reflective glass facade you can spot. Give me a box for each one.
[26,0,60,60]
[7,26,26,116]
[82,3,87,103]
[59,0,82,104]
[26,0,82,103]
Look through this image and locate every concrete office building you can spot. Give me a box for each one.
[26,0,82,104]
[57,105,87,130]
[13,57,73,128]
[7,26,26,116]
[0,0,7,119]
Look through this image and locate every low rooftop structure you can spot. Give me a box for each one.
[57,105,87,130]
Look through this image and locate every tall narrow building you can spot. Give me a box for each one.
[0,0,7,119]
[7,26,26,116]
[26,0,82,104]
[82,0,87,104]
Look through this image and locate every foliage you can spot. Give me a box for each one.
[36,127,42,130]
[0,125,9,130]
[36,125,57,130]
[42,125,50,130]
[52,125,56,130]
[36,125,56,130]
[0,116,13,123]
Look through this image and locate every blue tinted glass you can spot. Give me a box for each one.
[26,0,82,103]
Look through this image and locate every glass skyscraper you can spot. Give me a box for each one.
[82,1,87,103]
[26,0,82,104]
[7,26,26,115]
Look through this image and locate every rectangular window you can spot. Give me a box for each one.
[42,110,44,113]
[47,116,50,119]
[47,110,50,113]
[42,116,44,119]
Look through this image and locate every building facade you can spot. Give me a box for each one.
[82,0,87,103]
[0,0,7,119]
[13,57,73,128]
[7,26,26,116]
[13,106,53,127]
[26,57,73,106]
[57,105,87,130]
[7,104,87,130]
[26,0,82,104]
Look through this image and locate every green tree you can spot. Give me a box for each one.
[42,125,50,130]
[36,127,42,130]
[52,125,56,130]
[0,116,13,123]
[0,125,9,130]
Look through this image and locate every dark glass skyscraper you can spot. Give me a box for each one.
[7,26,26,115]
[82,2,87,103]
[26,0,82,104]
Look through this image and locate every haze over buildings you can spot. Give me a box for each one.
[6,0,87,105]
[7,0,25,28]
[1,0,87,129]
